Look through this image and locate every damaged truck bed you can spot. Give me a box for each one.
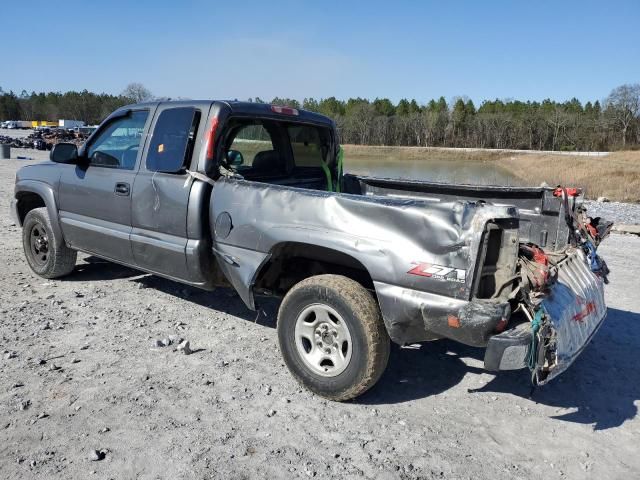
[346,177,611,386]
[11,100,611,400]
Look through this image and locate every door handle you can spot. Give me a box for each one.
[114,182,130,196]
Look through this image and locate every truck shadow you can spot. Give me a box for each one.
[65,256,140,281]
[68,258,278,323]
[133,273,281,325]
[65,261,637,430]
[361,307,639,431]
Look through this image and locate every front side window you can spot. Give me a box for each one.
[146,107,201,173]
[87,111,148,169]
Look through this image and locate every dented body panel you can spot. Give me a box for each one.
[537,249,608,383]
[209,177,521,345]
[345,175,573,250]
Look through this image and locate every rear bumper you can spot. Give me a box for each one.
[484,248,607,380]
[484,322,532,371]
[376,248,607,382]
[374,282,510,347]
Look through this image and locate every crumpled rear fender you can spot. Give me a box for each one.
[209,179,519,322]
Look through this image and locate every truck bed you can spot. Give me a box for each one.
[342,174,574,251]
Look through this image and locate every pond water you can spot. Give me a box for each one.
[345,157,522,186]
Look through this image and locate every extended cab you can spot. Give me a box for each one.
[11,101,611,400]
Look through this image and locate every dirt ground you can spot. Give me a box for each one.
[1,151,639,480]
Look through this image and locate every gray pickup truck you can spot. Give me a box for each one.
[11,101,611,400]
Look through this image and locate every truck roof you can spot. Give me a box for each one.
[117,100,334,127]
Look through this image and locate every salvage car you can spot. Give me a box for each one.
[10,101,612,400]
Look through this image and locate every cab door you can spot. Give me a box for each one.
[130,105,203,280]
[58,109,151,264]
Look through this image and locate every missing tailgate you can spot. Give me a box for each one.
[473,220,519,300]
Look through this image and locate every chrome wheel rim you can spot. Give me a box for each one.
[294,304,352,377]
[29,222,49,266]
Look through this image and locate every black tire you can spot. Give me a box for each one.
[277,274,390,401]
[22,207,77,279]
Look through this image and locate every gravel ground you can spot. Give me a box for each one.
[582,200,640,226]
[0,128,33,139]
[1,154,639,479]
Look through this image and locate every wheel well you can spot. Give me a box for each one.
[16,192,46,224]
[253,243,374,296]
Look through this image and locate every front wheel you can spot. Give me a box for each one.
[277,274,390,401]
[22,207,77,279]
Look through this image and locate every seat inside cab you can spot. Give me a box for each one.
[221,119,335,191]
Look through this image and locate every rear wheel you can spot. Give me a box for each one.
[22,207,77,279]
[277,274,390,401]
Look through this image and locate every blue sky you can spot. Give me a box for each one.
[2,0,638,105]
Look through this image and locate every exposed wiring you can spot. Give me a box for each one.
[527,307,545,372]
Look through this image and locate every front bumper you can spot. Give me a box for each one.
[484,248,607,381]
[10,197,20,226]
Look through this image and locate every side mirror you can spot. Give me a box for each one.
[226,149,244,166]
[50,143,79,164]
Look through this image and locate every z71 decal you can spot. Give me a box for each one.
[407,262,467,283]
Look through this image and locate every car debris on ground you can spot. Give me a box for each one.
[0,129,89,151]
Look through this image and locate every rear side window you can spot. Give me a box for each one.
[147,107,200,173]
[288,125,329,167]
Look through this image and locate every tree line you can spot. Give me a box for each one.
[267,83,640,151]
[1,82,638,151]
[0,83,153,126]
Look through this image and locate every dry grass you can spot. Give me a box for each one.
[343,144,506,162]
[497,151,640,202]
[342,145,640,202]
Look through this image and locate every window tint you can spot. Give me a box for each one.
[288,125,328,167]
[87,111,148,169]
[146,107,200,173]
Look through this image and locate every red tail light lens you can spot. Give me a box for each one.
[205,117,219,161]
[270,105,299,116]
[553,187,580,197]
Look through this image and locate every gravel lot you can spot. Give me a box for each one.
[1,151,639,479]
[0,128,33,139]
[582,200,640,226]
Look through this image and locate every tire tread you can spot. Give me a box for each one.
[23,207,76,279]
[279,274,390,401]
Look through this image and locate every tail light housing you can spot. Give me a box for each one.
[205,117,219,161]
[271,105,299,116]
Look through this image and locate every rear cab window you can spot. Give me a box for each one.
[223,120,333,180]
[228,124,275,170]
[287,125,330,168]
